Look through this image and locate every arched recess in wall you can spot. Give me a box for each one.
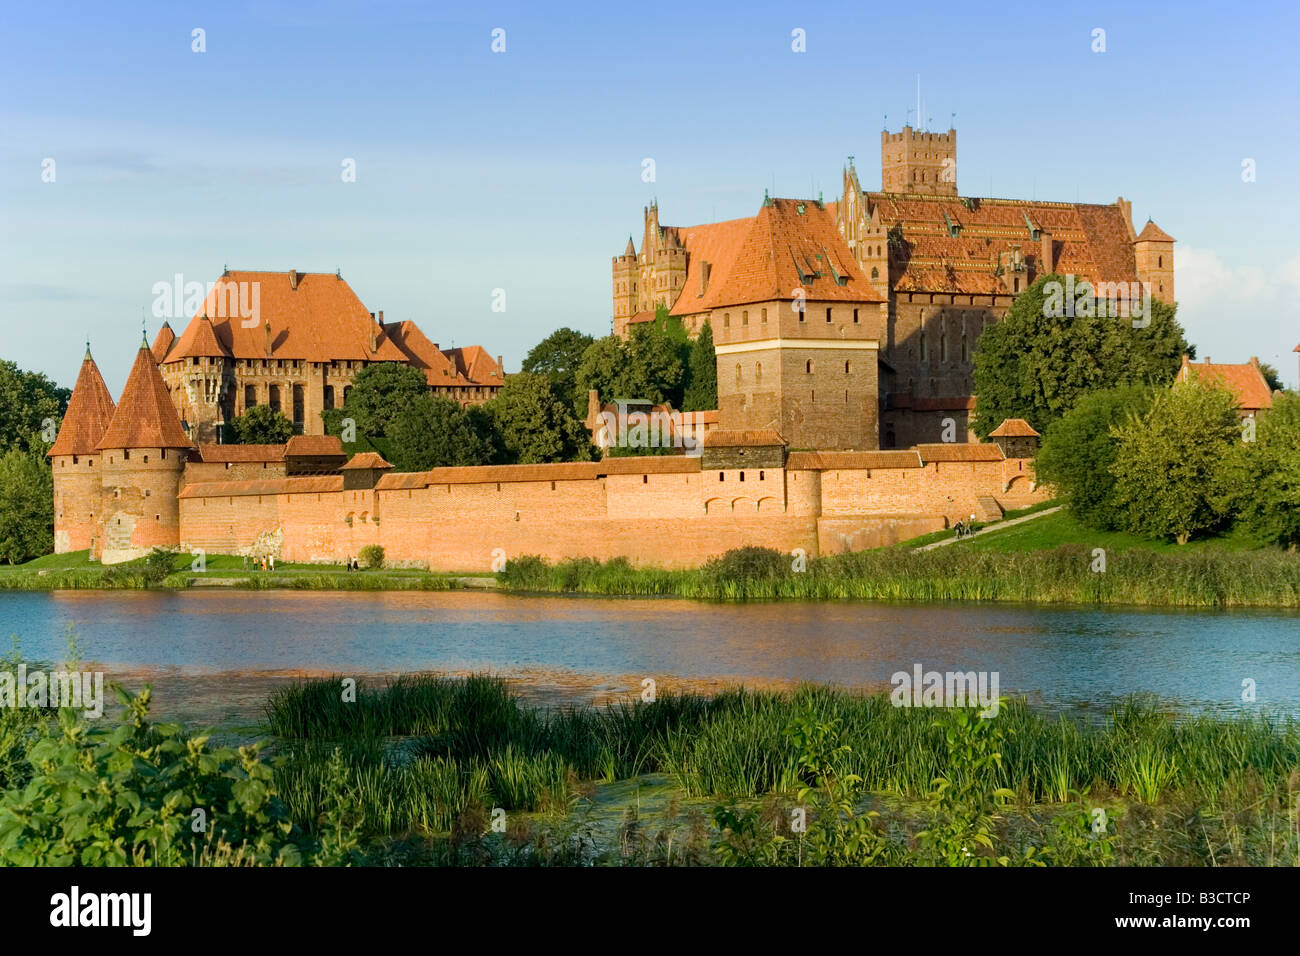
[704,497,730,515]
[731,496,757,514]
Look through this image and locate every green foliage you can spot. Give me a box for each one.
[230,403,294,444]
[1111,380,1240,543]
[1217,392,1300,548]
[0,686,324,866]
[386,395,498,471]
[700,546,790,589]
[485,372,592,464]
[682,322,717,412]
[0,359,69,453]
[0,447,54,563]
[1258,362,1284,393]
[358,544,385,569]
[322,363,428,440]
[522,328,595,403]
[971,275,1189,439]
[1035,385,1155,530]
[574,325,684,414]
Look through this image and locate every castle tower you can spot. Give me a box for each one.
[881,126,957,195]
[612,236,638,336]
[47,344,116,555]
[1133,219,1175,303]
[95,335,195,564]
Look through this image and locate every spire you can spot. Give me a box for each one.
[48,348,116,457]
[97,344,193,450]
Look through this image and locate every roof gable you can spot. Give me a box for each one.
[48,351,116,457]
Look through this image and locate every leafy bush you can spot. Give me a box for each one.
[0,685,341,866]
[358,544,385,570]
[700,546,790,589]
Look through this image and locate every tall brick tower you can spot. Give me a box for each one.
[1133,219,1175,303]
[880,125,957,195]
[48,344,116,555]
[95,335,194,564]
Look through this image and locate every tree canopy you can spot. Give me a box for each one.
[522,328,595,406]
[1216,391,1300,548]
[682,321,717,412]
[1110,380,1239,543]
[0,447,53,563]
[487,372,592,464]
[386,395,499,471]
[0,359,69,453]
[971,275,1190,439]
[230,404,294,444]
[322,363,428,440]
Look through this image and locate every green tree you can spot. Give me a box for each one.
[386,395,498,471]
[0,360,69,452]
[971,275,1190,439]
[574,327,684,415]
[322,363,428,440]
[486,372,592,464]
[682,321,717,412]
[230,404,294,444]
[0,447,54,563]
[1110,380,1239,543]
[1034,384,1155,530]
[522,328,595,404]
[1216,392,1300,547]
[1257,362,1284,393]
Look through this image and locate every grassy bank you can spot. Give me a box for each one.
[499,543,1300,607]
[264,676,1300,865]
[0,550,488,592]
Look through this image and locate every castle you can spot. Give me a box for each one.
[152,270,504,444]
[56,125,1182,568]
[614,125,1175,448]
[50,332,1046,568]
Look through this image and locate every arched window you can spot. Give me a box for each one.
[1158,255,1163,268]
[755,362,762,383]
[244,385,256,408]
[736,363,742,384]
[844,360,851,374]
[805,359,814,374]
[871,267,879,280]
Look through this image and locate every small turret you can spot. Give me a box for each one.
[48,344,116,555]
[95,341,194,564]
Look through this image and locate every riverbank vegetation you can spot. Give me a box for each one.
[498,543,1300,607]
[4,664,1297,866]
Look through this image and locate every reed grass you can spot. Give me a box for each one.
[498,544,1300,607]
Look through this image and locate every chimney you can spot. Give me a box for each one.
[264,321,273,358]
[1039,231,1053,273]
[699,260,711,295]
[368,322,377,353]
[377,310,384,325]
[497,354,503,373]
[289,270,299,290]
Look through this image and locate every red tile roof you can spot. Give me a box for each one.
[596,457,701,475]
[989,418,1040,437]
[914,443,1004,462]
[384,320,457,386]
[151,323,175,363]
[284,435,345,458]
[194,444,284,463]
[703,429,786,447]
[179,476,343,499]
[786,450,923,470]
[866,194,1138,294]
[97,345,193,450]
[48,349,116,457]
[1134,220,1175,243]
[669,200,885,314]
[161,271,408,364]
[1176,356,1274,411]
[444,345,505,387]
[341,452,392,470]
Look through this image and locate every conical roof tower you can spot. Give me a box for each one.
[97,337,193,450]
[48,344,116,458]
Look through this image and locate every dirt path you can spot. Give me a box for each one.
[916,505,1063,551]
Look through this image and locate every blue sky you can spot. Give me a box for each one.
[2,0,1297,393]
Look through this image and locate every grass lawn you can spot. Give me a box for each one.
[899,498,1061,550]
[963,509,1270,554]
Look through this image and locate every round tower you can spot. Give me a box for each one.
[94,335,194,564]
[47,343,116,555]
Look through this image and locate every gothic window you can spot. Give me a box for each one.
[755,363,762,384]
[742,311,748,326]
[1158,255,1163,268]
[805,359,814,374]
[724,313,730,328]
[736,363,742,385]
[826,307,832,323]
[871,268,879,280]
[761,308,768,323]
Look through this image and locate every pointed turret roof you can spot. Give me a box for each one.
[1134,219,1175,243]
[624,236,636,256]
[179,313,231,358]
[97,343,193,450]
[47,346,116,457]
[151,322,176,363]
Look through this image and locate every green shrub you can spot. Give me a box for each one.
[358,544,385,569]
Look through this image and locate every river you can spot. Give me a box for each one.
[0,590,1297,723]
